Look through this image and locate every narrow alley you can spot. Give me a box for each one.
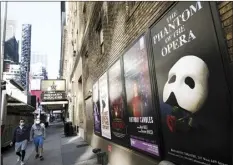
[2,121,99,165]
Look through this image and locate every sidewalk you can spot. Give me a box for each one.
[3,122,100,165]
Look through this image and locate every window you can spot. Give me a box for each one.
[74,4,77,16]
[100,28,104,54]
[83,3,87,28]
[84,51,88,58]
[96,20,104,54]
[78,76,82,83]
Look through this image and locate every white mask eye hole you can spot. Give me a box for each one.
[185,76,195,89]
[168,75,176,84]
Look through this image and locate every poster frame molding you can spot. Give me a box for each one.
[92,80,102,136]
[209,2,233,100]
[98,72,112,140]
[107,58,130,148]
[121,34,162,159]
[144,30,164,160]
[209,2,233,162]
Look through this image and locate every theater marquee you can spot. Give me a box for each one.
[41,79,66,92]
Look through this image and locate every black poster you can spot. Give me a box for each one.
[93,81,101,135]
[123,36,160,157]
[151,2,231,165]
[108,60,129,146]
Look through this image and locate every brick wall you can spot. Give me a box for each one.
[82,2,174,97]
[218,1,233,61]
[80,2,174,165]
[75,2,233,165]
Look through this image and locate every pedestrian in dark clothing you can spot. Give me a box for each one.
[10,119,30,165]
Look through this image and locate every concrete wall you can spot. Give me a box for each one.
[63,2,233,165]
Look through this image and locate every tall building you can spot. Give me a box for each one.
[4,37,19,63]
[31,51,48,68]
[3,36,19,72]
[1,20,19,73]
[29,62,48,92]
[3,64,21,83]
[30,63,48,79]
[1,20,17,41]
[20,24,32,91]
[59,1,66,78]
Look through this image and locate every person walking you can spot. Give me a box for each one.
[10,119,30,165]
[30,118,46,160]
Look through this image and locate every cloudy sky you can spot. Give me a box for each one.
[1,2,61,78]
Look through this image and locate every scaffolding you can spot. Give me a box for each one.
[20,24,31,91]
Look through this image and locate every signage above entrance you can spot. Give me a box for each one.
[41,79,66,92]
[41,91,66,101]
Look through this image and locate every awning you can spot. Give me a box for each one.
[40,101,68,105]
[6,82,27,104]
[40,100,68,111]
[53,110,62,114]
[7,102,35,112]
[33,110,46,114]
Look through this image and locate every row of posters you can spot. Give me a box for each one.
[93,1,232,165]
[92,35,160,157]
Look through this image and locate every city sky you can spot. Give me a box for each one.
[1,2,61,79]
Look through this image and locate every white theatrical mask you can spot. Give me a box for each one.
[163,56,209,113]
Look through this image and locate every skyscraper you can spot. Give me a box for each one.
[31,51,48,68]
[20,24,32,91]
[4,36,19,65]
[1,20,17,41]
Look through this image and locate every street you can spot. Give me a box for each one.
[2,122,99,165]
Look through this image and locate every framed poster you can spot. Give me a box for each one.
[150,1,231,165]
[93,81,101,135]
[123,36,160,157]
[99,73,111,139]
[108,59,129,146]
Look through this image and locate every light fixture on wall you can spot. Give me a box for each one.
[88,89,92,96]
[85,89,92,100]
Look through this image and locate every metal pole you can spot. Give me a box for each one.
[1,2,7,80]
[1,2,8,165]
[0,2,3,165]
[0,2,2,163]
